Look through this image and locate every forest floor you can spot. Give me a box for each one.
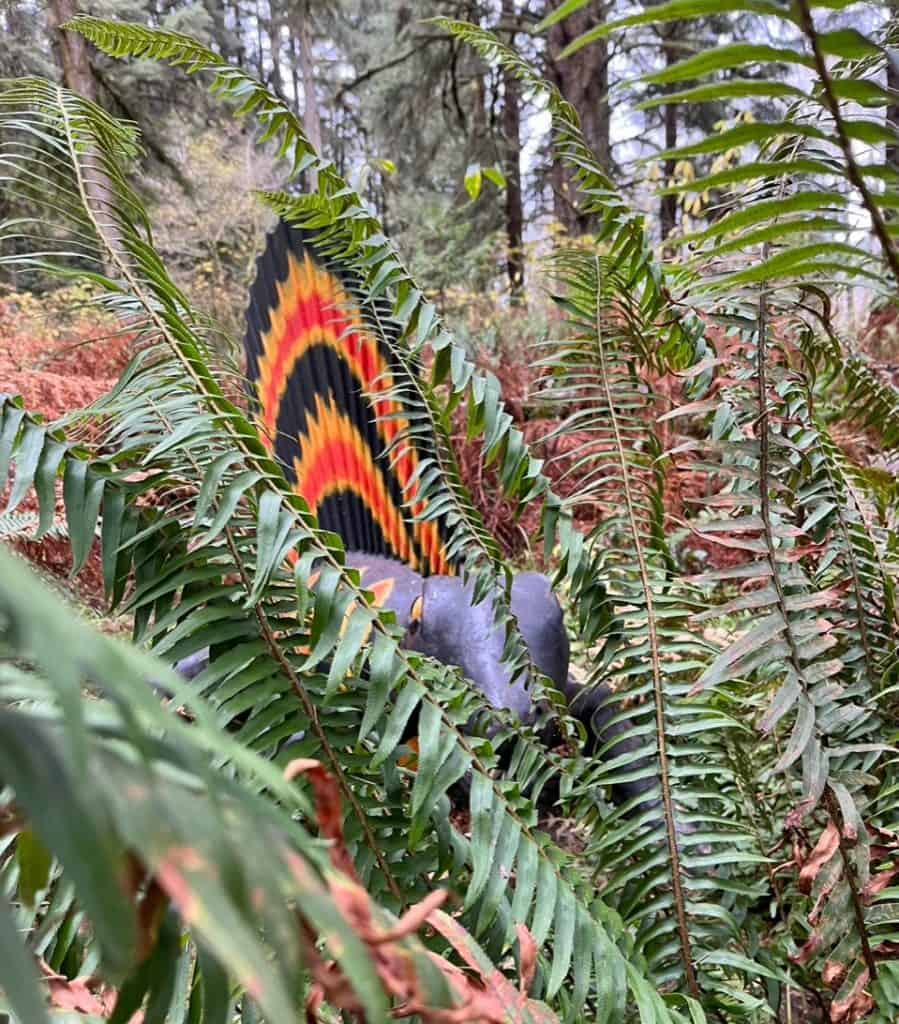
[0,288,132,620]
[0,283,743,609]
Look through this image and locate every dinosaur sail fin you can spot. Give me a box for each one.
[244,220,453,575]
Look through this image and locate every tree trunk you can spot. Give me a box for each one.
[501,0,525,302]
[887,33,899,174]
[292,4,322,190]
[289,30,302,115]
[232,0,246,68]
[48,0,99,102]
[297,8,322,153]
[268,0,284,97]
[255,0,266,80]
[47,0,121,264]
[201,0,232,62]
[545,0,610,237]
[659,25,680,247]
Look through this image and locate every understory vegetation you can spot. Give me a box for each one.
[1,2,899,1022]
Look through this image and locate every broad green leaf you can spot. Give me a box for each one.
[680,190,847,246]
[16,829,53,909]
[34,439,66,539]
[62,458,104,575]
[641,43,814,86]
[474,815,521,934]
[656,158,840,195]
[464,162,483,200]
[556,2,797,57]
[655,120,825,160]
[193,451,244,526]
[711,243,872,287]
[198,470,263,545]
[695,613,787,690]
[371,682,422,767]
[546,889,576,999]
[0,401,26,488]
[6,421,46,514]
[818,28,880,60]
[774,694,815,771]
[637,79,805,110]
[830,78,898,106]
[0,893,50,1024]
[0,712,137,977]
[196,942,234,1024]
[483,164,507,189]
[529,858,558,947]
[465,772,504,908]
[360,631,405,740]
[325,604,375,699]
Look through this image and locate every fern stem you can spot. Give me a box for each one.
[221,526,408,907]
[815,434,878,687]
[796,0,899,284]
[591,257,699,997]
[757,274,879,980]
[822,787,878,980]
[755,287,809,678]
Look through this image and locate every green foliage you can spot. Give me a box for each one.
[443,2,899,1018]
[1,2,899,1022]
[0,544,557,1024]
[0,35,682,1022]
[534,251,759,1006]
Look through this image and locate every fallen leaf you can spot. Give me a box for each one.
[799,823,840,894]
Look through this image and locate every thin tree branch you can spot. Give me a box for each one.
[334,38,442,103]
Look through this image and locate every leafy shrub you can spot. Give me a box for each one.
[1,3,899,1021]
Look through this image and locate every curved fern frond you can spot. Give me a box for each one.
[536,251,765,1008]
[531,1,899,1006]
[64,15,545,571]
[0,64,690,1023]
[63,10,584,728]
[541,1,897,304]
[0,545,555,1024]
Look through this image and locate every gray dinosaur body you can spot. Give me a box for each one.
[174,553,656,809]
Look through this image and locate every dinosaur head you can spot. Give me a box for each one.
[404,571,569,723]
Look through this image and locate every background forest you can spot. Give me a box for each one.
[4,0,820,341]
[2,1,899,1023]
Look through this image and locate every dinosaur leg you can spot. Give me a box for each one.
[561,677,659,811]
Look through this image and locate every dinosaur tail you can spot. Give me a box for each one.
[243,220,452,575]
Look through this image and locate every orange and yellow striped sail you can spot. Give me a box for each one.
[244,220,453,576]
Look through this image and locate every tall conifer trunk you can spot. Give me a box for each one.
[48,0,120,260]
[48,0,98,102]
[659,25,680,247]
[546,0,610,236]
[501,0,525,302]
[268,0,284,97]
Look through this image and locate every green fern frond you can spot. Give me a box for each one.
[535,250,763,1008]
[64,11,578,728]
[0,63,691,1023]
[541,1,898,301]
[0,544,523,1024]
